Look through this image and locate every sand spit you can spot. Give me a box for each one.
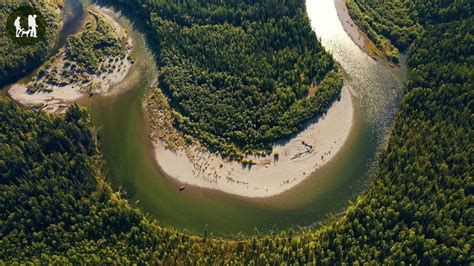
[153,85,354,198]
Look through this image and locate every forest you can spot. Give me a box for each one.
[346,0,473,63]
[119,0,342,158]
[1,0,473,264]
[0,0,61,86]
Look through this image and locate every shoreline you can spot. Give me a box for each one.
[334,0,398,68]
[152,85,354,198]
[334,0,380,60]
[8,5,133,114]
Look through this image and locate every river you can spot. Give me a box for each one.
[6,0,404,237]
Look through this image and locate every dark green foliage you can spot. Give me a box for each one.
[312,16,473,263]
[0,0,60,85]
[0,0,472,264]
[0,99,98,259]
[347,0,473,62]
[116,0,342,157]
[0,98,217,263]
[347,0,420,52]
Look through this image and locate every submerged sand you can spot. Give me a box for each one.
[153,85,354,198]
[8,6,132,113]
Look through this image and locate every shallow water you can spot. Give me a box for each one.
[6,0,404,237]
[307,0,403,141]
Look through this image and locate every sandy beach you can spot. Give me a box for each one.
[153,85,354,198]
[8,6,132,113]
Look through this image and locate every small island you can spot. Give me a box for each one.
[9,6,133,113]
[1,0,471,263]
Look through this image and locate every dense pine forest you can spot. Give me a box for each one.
[1,0,473,264]
[0,0,61,86]
[119,0,342,158]
[346,0,473,62]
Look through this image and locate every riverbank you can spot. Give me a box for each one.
[334,0,401,68]
[8,5,133,113]
[334,0,381,60]
[151,85,354,198]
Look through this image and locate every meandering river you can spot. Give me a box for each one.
[6,0,405,236]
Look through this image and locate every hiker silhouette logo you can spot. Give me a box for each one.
[14,15,38,38]
[7,6,46,45]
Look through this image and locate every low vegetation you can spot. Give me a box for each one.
[65,10,125,74]
[147,88,186,151]
[27,9,130,94]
